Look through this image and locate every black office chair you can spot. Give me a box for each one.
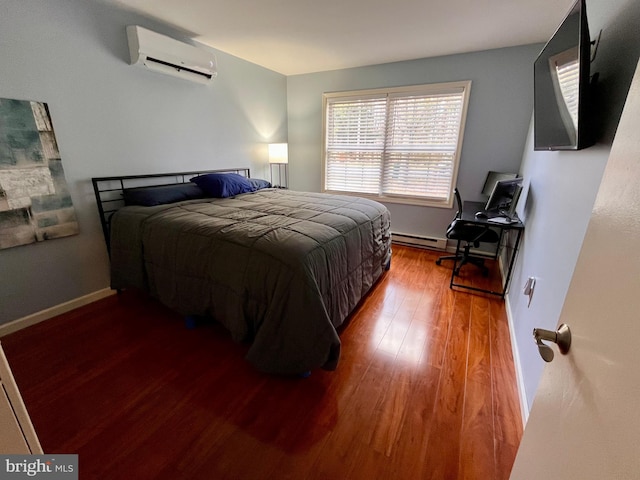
[435,188,500,277]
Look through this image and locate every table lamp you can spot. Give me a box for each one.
[268,143,288,188]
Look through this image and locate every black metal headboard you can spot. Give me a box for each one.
[91,168,250,253]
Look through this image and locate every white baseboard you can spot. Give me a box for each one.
[504,293,529,427]
[0,288,116,338]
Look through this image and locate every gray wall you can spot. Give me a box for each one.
[286,45,541,237]
[507,0,640,413]
[0,0,287,325]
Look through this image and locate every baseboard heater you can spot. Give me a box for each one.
[391,232,448,251]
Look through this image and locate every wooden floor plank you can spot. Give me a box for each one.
[490,300,525,480]
[1,245,523,479]
[458,294,496,479]
[420,291,471,480]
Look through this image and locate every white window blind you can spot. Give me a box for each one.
[323,81,471,206]
[556,58,580,129]
[548,47,580,145]
[325,96,387,194]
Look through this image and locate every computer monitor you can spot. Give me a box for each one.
[485,177,523,219]
[481,171,519,196]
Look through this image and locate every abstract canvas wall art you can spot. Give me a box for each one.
[0,98,78,249]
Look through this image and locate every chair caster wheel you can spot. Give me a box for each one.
[435,259,441,266]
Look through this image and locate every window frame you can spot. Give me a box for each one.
[321,81,472,208]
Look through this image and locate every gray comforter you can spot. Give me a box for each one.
[109,189,391,374]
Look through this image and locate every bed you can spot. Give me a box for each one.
[92,168,391,375]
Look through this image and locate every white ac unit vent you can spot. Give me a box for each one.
[392,232,448,251]
[126,25,217,84]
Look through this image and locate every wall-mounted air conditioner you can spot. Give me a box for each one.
[126,25,217,84]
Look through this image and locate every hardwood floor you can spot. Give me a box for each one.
[2,245,523,479]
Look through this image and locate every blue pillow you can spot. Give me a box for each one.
[191,173,255,198]
[248,178,271,190]
[123,183,206,206]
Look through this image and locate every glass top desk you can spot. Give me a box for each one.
[450,200,525,298]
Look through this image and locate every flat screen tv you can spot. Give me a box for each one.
[481,171,519,196]
[485,177,523,220]
[534,0,593,151]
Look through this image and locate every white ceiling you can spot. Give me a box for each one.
[105,0,575,76]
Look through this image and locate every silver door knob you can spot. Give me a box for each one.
[533,323,571,362]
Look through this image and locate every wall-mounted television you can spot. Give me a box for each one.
[534,0,594,151]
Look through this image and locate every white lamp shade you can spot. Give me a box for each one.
[268,143,288,164]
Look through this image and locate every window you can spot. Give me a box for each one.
[322,81,471,207]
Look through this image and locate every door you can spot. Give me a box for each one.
[510,60,640,478]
